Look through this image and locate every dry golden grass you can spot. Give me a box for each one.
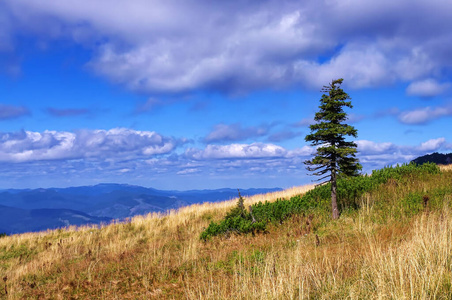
[439,164,452,172]
[1,169,452,299]
[172,183,317,218]
[185,207,452,299]
[0,184,316,299]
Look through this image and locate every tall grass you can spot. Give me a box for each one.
[187,207,452,299]
[200,163,441,240]
[0,166,451,299]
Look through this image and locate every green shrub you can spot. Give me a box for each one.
[200,163,440,240]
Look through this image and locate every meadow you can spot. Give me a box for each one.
[1,164,452,299]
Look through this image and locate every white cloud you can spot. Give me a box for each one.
[295,44,393,89]
[3,0,452,93]
[177,168,200,175]
[186,143,288,160]
[0,128,178,163]
[181,137,451,180]
[0,131,449,188]
[356,140,394,154]
[286,146,314,157]
[356,137,448,172]
[419,137,445,152]
[398,106,452,124]
[357,138,446,156]
[406,79,450,97]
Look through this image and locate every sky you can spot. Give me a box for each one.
[0,0,451,190]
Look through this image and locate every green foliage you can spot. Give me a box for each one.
[200,163,440,240]
[305,78,362,219]
[0,243,37,262]
[400,192,424,216]
[200,191,267,241]
[305,78,362,181]
[0,233,7,238]
[225,189,246,219]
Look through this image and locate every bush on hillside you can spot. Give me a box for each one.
[200,191,267,240]
[200,163,440,240]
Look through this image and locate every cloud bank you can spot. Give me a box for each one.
[2,0,452,94]
[1,128,448,170]
[356,138,450,171]
[0,128,178,163]
[0,127,449,188]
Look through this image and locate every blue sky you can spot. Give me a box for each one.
[1,0,451,190]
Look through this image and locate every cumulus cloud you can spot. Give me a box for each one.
[0,128,178,163]
[357,138,447,156]
[188,137,449,169]
[0,104,30,120]
[0,130,449,188]
[356,140,394,155]
[419,137,445,152]
[398,105,452,125]
[356,138,449,171]
[2,0,452,94]
[406,79,450,97]
[186,143,288,160]
[286,146,314,157]
[185,143,314,163]
[294,44,394,88]
[181,137,450,180]
[204,123,270,143]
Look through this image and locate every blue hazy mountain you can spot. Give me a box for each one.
[0,184,281,234]
[0,204,111,235]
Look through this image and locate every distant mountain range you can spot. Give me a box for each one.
[0,184,281,235]
[411,152,452,165]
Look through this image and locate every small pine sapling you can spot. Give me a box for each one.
[226,189,246,219]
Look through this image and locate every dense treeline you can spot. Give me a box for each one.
[411,152,452,165]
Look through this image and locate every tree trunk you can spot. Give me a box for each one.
[331,168,339,220]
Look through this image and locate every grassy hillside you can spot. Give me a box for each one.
[1,165,452,299]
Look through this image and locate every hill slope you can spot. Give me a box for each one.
[1,166,452,299]
[411,152,452,165]
[0,185,281,234]
[0,205,112,234]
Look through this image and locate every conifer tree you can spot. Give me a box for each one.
[305,78,362,219]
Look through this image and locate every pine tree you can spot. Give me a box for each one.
[305,78,362,219]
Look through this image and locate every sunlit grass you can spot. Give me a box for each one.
[0,167,451,299]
